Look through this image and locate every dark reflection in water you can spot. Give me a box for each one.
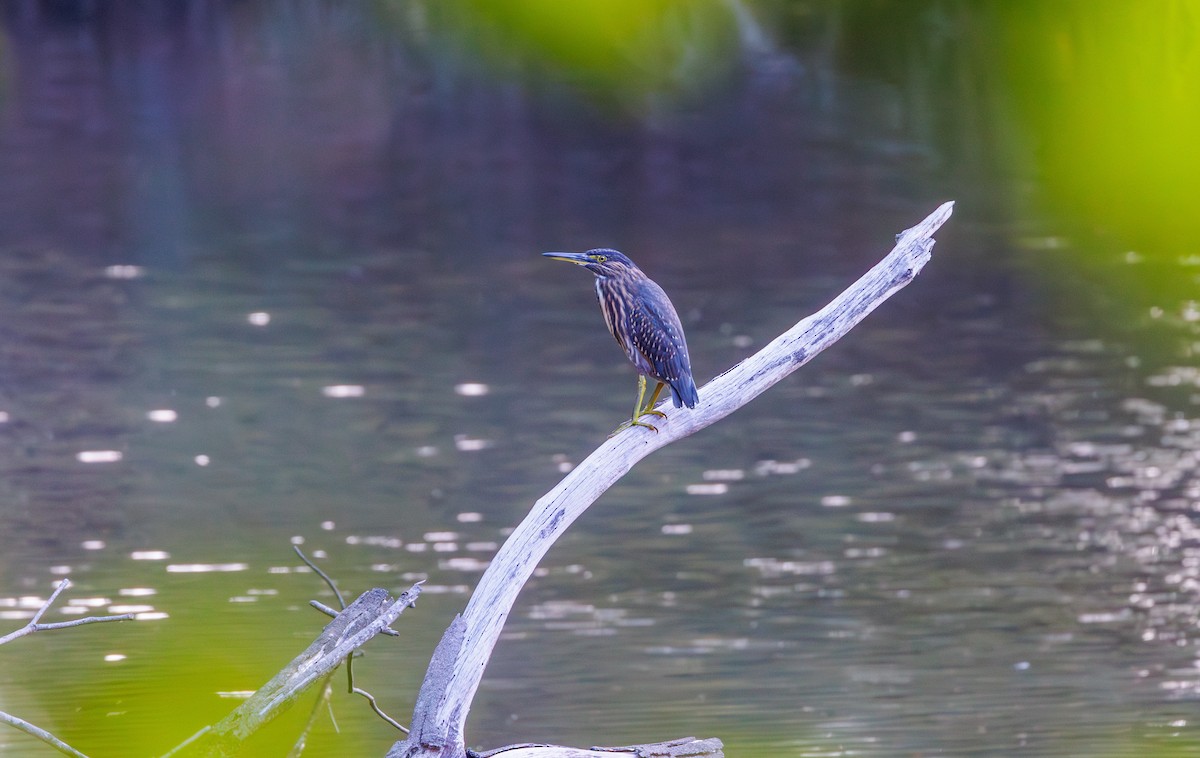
[1,2,1199,758]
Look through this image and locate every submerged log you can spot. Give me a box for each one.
[168,585,421,757]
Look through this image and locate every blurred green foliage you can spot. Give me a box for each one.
[395,0,745,111]
[997,1,1200,252]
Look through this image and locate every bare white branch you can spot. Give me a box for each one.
[0,710,90,758]
[0,578,136,647]
[0,578,138,757]
[390,202,953,758]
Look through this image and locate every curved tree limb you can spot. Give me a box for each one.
[391,202,953,758]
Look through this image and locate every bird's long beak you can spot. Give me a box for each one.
[542,252,590,265]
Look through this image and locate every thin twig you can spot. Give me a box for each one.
[293,545,346,609]
[299,547,396,630]
[296,545,411,734]
[29,615,137,632]
[286,672,336,758]
[310,600,340,618]
[159,726,211,758]
[0,710,90,757]
[0,579,135,646]
[352,686,409,733]
[345,648,409,732]
[31,578,71,624]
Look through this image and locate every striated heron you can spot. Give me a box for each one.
[543,249,698,434]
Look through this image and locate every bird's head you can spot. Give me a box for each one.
[542,248,640,278]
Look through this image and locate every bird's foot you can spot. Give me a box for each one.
[608,410,667,437]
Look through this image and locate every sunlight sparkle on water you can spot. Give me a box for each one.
[69,597,112,608]
[322,384,365,397]
[755,458,811,475]
[77,450,122,463]
[454,435,492,451]
[131,550,170,561]
[702,468,745,481]
[166,563,249,573]
[454,382,490,396]
[345,535,403,548]
[440,557,489,572]
[417,584,470,594]
[103,264,144,279]
[0,611,32,620]
[146,409,177,422]
[745,557,837,577]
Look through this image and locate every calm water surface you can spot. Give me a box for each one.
[1,3,1198,757]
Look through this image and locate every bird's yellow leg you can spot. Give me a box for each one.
[610,377,667,436]
[640,381,667,419]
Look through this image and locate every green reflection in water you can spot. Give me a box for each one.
[5,561,437,757]
[387,0,746,113]
[993,1,1200,252]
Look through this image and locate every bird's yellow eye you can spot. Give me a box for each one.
[593,254,607,263]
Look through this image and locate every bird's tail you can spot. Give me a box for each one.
[670,376,699,409]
